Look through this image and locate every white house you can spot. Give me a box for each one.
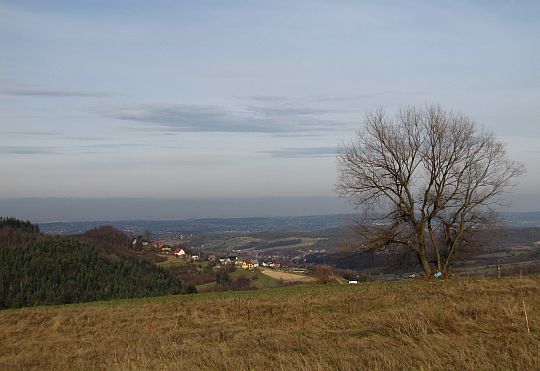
[174,247,186,257]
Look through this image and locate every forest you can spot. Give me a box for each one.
[0,217,185,309]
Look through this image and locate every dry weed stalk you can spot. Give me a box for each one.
[523,299,530,334]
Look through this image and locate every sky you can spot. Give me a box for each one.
[1,0,539,220]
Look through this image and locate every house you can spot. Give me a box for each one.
[219,257,232,265]
[241,259,259,269]
[173,247,186,257]
[219,256,238,266]
[132,236,144,249]
[153,241,165,249]
[161,246,172,254]
[191,254,200,261]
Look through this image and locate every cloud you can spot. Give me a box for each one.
[248,95,287,102]
[0,146,56,155]
[264,146,337,158]
[63,136,107,141]
[0,130,59,137]
[247,94,378,104]
[2,86,110,98]
[0,143,136,156]
[305,94,377,103]
[99,103,346,134]
[245,105,334,117]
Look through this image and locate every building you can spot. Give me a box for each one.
[153,241,165,249]
[173,247,186,257]
[242,259,259,269]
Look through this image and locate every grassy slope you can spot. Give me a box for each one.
[228,268,280,289]
[0,277,539,370]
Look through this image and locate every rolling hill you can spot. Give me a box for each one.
[0,276,538,370]
[0,218,185,309]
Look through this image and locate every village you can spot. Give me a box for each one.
[133,234,320,269]
[129,235,407,287]
[133,236,290,271]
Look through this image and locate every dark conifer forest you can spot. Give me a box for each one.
[0,217,183,309]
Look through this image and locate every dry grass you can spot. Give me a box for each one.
[0,276,538,370]
[259,268,316,283]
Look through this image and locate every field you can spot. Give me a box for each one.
[259,268,317,283]
[0,276,538,370]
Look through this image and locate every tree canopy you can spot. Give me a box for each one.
[337,105,524,275]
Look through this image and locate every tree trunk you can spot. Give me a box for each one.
[417,251,432,275]
[428,225,442,271]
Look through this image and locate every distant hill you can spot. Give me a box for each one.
[38,212,540,236]
[0,218,185,309]
[499,211,540,228]
[39,214,352,235]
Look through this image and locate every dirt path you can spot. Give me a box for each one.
[260,268,316,283]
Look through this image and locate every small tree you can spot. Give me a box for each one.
[337,105,524,275]
[142,230,153,242]
[215,268,230,286]
[312,264,332,284]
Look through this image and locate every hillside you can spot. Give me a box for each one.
[0,219,185,309]
[38,215,540,278]
[0,276,538,370]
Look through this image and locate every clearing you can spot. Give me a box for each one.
[259,268,316,283]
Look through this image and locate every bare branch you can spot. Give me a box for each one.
[337,104,524,275]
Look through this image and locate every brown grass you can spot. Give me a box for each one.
[0,276,538,370]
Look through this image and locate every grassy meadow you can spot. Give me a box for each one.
[0,276,538,370]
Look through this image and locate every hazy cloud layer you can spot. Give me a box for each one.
[0,143,135,156]
[0,130,60,137]
[245,105,334,117]
[2,86,110,98]
[0,146,55,155]
[99,103,345,134]
[248,94,377,104]
[264,146,337,158]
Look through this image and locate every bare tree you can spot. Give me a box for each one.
[337,105,524,275]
